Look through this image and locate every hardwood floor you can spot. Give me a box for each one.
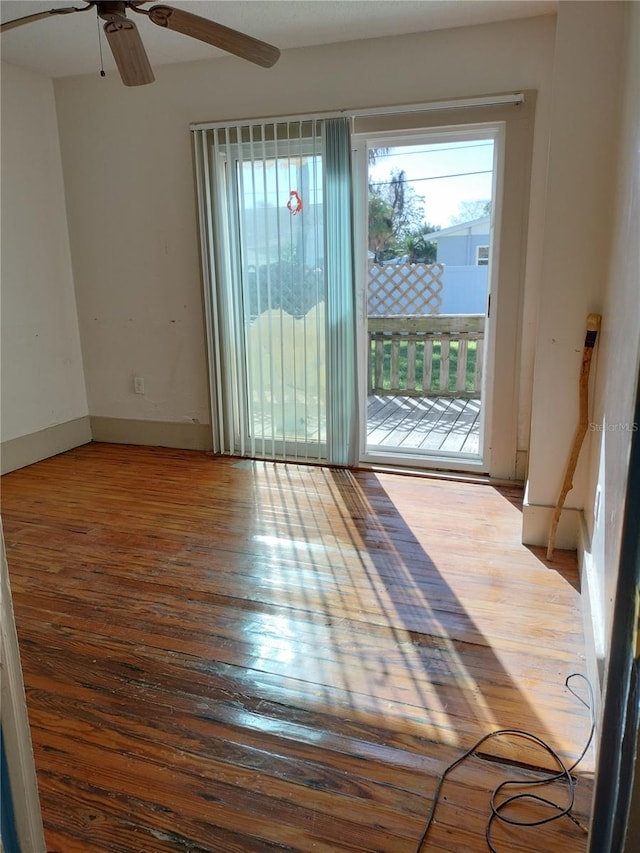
[1,443,593,853]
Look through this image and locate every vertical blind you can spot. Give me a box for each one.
[323,118,358,466]
[192,116,358,465]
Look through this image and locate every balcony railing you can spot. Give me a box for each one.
[368,314,485,399]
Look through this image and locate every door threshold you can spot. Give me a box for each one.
[362,449,486,473]
[358,459,522,488]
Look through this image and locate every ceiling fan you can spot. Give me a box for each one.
[0,1,280,86]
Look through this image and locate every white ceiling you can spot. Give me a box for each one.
[0,0,557,79]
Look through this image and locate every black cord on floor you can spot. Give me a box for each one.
[415,673,595,853]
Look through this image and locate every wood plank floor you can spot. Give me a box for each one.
[367,396,481,454]
[1,443,593,853]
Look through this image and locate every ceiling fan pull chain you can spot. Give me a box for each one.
[96,9,106,77]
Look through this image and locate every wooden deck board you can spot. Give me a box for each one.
[1,444,593,853]
[367,395,481,454]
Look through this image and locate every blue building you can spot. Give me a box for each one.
[424,215,490,314]
[425,215,491,267]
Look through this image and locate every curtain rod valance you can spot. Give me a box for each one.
[349,92,524,118]
[189,92,525,133]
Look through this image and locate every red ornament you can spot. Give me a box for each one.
[286,190,303,215]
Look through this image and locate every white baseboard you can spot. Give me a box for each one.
[1,417,214,475]
[521,483,580,548]
[0,416,92,475]
[522,488,604,723]
[90,417,213,451]
[577,515,605,723]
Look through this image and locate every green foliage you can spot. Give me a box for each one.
[368,195,395,262]
[404,223,441,263]
[368,168,426,262]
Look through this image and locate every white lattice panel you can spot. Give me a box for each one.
[368,262,444,316]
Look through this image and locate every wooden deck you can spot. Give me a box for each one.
[1,443,593,853]
[367,394,481,454]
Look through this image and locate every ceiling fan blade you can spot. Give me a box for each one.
[0,4,92,33]
[147,5,280,68]
[104,17,154,86]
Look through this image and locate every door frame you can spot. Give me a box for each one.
[353,124,504,474]
[351,95,535,480]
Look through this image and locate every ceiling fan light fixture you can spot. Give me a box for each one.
[104,18,155,86]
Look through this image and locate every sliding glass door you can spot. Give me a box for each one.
[359,130,498,469]
[193,118,357,464]
[195,96,533,478]
[235,135,326,458]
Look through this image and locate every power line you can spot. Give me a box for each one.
[370,141,493,159]
[369,169,492,188]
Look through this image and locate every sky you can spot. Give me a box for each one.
[368,139,495,228]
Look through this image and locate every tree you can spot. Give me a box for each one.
[404,223,441,263]
[368,169,425,261]
[386,170,425,240]
[367,147,390,167]
[450,199,492,225]
[368,194,395,262]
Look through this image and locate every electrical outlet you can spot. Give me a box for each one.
[133,376,145,395]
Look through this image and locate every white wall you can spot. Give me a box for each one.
[584,5,640,842]
[52,15,556,435]
[1,62,88,443]
[583,2,640,662]
[523,2,627,546]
